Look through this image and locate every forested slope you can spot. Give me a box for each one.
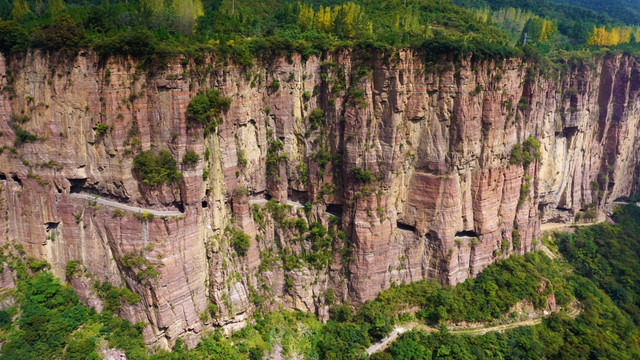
[382,204,640,359]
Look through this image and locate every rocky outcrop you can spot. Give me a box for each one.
[0,49,639,347]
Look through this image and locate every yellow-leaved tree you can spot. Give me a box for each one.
[298,3,314,31]
[172,0,204,36]
[588,26,638,46]
[296,2,371,39]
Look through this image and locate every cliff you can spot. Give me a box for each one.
[0,50,639,348]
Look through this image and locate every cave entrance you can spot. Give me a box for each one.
[455,230,478,238]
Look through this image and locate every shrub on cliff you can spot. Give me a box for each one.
[309,108,324,130]
[509,137,541,168]
[353,167,374,183]
[182,149,200,166]
[231,228,251,257]
[14,127,37,145]
[93,122,112,136]
[186,90,231,136]
[133,150,182,186]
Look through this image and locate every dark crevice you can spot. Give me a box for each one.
[455,230,478,238]
[0,173,5,180]
[45,222,59,231]
[563,126,578,138]
[397,221,417,232]
[173,201,185,213]
[11,174,21,185]
[201,200,208,208]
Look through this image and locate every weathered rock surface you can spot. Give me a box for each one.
[0,50,639,347]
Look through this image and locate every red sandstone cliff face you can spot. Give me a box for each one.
[0,50,639,347]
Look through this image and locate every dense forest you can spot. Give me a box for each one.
[1,204,640,359]
[0,0,640,65]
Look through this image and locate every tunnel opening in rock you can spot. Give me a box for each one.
[202,200,208,208]
[0,173,6,180]
[69,178,87,193]
[455,230,478,238]
[326,204,343,218]
[397,221,417,232]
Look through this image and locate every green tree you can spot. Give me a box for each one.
[140,0,163,14]
[10,0,29,21]
[48,0,65,16]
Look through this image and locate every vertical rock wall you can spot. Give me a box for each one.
[0,50,639,347]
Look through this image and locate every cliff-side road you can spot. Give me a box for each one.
[70,193,184,217]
